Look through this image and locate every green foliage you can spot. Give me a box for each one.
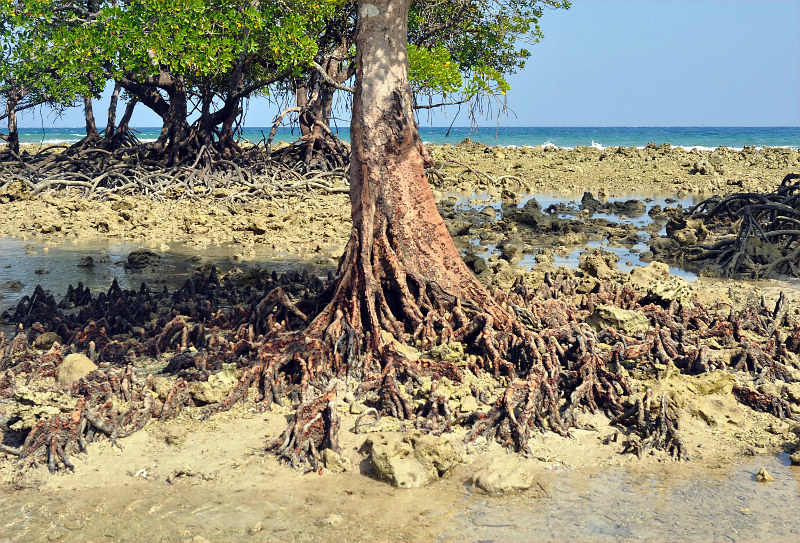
[1,0,568,139]
[408,44,461,95]
[408,0,570,101]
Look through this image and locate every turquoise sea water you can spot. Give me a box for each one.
[16,126,800,150]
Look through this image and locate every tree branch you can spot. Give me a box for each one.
[312,62,354,93]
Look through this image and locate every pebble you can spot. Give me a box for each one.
[755,468,775,483]
[322,514,344,526]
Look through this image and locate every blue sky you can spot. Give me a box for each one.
[17,0,800,128]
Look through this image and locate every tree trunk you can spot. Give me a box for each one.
[104,83,121,139]
[340,0,504,340]
[295,80,311,137]
[5,96,19,155]
[83,96,100,140]
[155,80,192,163]
[290,59,348,169]
[233,0,629,464]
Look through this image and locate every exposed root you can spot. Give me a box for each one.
[0,145,350,203]
[672,173,800,278]
[2,259,798,473]
[615,389,690,461]
[268,384,340,470]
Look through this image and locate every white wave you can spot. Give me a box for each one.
[590,140,605,150]
[27,138,81,144]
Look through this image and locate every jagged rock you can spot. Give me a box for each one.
[500,241,525,264]
[55,353,97,387]
[471,457,547,495]
[480,206,498,221]
[649,237,679,256]
[493,267,523,290]
[188,363,238,404]
[629,262,692,303]
[755,468,775,483]
[428,341,465,363]
[10,387,78,430]
[587,305,650,335]
[363,432,461,488]
[34,332,62,350]
[445,219,472,237]
[666,216,708,246]
[458,395,479,413]
[615,199,647,217]
[629,261,670,287]
[124,249,160,269]
[579,250,619,280]
[464,254,491,275]
[693,159,714,175]
[380,330,421,362]
[0,179,31,202]
[323,448,348,473]
[2,279,24,291]
[349,402,367,415]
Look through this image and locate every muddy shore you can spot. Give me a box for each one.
[1,143,800,542]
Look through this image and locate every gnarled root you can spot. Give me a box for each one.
[614,389,689,461]
[269,384,339,470]
[732,384,794,419]
[467,373,565,453]
[16,399,87,473]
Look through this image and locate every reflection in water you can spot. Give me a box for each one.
[0,236,334,329]
[448,189,700,281]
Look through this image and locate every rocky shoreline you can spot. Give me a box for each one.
[1,143,800,542]
[1,144,798,264]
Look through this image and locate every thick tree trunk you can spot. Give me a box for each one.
[223,0,630,465]
[155,81,192,163]
[342,0,502,328]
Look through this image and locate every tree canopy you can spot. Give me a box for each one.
[1,0,569,162]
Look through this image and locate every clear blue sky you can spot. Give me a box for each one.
[17,0,800,128]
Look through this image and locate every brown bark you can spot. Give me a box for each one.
[83,96,100,140]
[104,83,121,138]
[341,0,504,329]
[5,96,19,155]
[213,0,630,464]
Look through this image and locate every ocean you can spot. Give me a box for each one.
[14,126,800,151]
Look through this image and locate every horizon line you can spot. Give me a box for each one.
[16,125,800,130]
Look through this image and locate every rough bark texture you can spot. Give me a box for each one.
[83,96,100,141]
[5,97,19,155]
[104,83,121,138]
[341,0,506,339]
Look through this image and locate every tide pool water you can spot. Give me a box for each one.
[15,126,800,150]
